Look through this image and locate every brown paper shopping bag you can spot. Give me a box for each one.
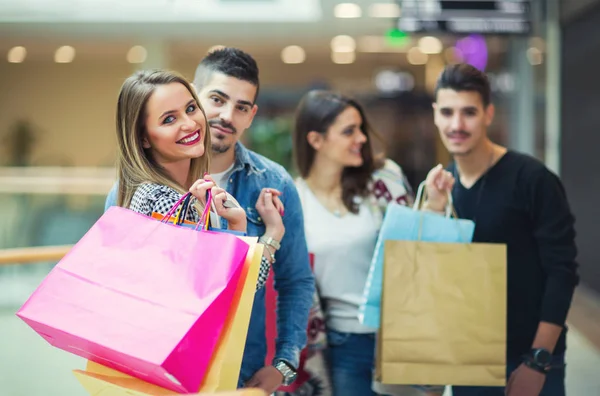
[377,240,507,387]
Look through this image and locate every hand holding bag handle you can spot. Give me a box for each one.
[412,181,471,244]
[160,191,212,231]
[412,181,457,218]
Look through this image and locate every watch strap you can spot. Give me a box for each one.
[522,348,553,374]
[523,358,549,374]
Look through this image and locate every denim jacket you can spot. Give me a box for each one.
[104,142,314,383]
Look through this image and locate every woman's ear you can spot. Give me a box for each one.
[142,136,151,149]
[307,131,323,151]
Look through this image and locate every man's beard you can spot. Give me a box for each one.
[211,140,231,154]
[209,119,236,154]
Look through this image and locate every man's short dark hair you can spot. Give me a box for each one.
[435,64,491,107]
[194,47,260,101]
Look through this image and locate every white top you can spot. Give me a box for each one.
[211,162,235,190]
[296,178,379,334]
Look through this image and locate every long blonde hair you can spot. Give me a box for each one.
[115,69,211,207]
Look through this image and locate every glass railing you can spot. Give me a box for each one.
[0,167,113,396]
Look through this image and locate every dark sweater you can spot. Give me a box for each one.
[448,151,579,359]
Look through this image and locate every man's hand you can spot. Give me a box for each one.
[423,164,455,212]
[505,363,546,396]
[244,365,283,394]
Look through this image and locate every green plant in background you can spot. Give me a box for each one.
[1,119,38,167]
[246,115,296,175]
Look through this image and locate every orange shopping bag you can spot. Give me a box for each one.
[72,365,265,395]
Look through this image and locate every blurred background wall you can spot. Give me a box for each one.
[2,1,600,395]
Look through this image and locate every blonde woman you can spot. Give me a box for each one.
[115,69,246,232]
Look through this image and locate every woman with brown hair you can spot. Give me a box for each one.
[115,69,247,232]
[292,90,450,396]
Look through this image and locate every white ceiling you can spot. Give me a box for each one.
[0,0,320,22]
[0,0,422,60]
[1,0,585,43]
[0,0,392,41]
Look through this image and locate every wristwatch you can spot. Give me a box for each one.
[273,359,297,386]
[523,348,553,374]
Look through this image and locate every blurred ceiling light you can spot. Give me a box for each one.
[331,51,356,64]
[334,3,361,18]
[127,45,148,64]
[488,72,516,93]
[526,47,543,65]
[208,45,226,53]
[54,46,75,63]
[358,35,410,53]
[529,37,546,52]
[281,45,306,64]
[385,28,410,48]
[407,47,428,65]
[444,47,464,64]
[369,3,401,18]
[457,36,477,54]
[418,36,443,54]
[375,70,415,93]
[7,46,27,63]
[331,35,356,52]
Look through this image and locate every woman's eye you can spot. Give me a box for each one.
[186,104,196,113]
[164,115,175,124]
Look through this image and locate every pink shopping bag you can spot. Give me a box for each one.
[16,193,250,394]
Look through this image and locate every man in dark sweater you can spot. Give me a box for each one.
[424,64,579,396]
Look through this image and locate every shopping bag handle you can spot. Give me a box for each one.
[197,190,212,231]
[160,191,212,231]
[176,193,193,225]
[412,181,457,218]
[412,181,473,243]
[162,192,192,221]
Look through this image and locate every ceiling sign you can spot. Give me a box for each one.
[396,0,531,35]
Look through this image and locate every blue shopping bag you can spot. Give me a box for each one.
[359,182,475,328]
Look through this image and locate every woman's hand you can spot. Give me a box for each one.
[189,176,247,232]
[423,164,455,213]
[255,188,285,242]
[212,186,247,232]
[189,177,214,206]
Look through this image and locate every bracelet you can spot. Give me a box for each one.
[259,236,281,251]
[262,243,276,264]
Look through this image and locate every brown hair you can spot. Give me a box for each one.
[115,69,211,207]
[435,63,491,107]
[293,90,384,214]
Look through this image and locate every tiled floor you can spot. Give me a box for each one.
[1,283,599,395]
